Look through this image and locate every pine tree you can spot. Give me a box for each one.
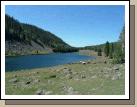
[104,41,109,57]
[109,43,114,59]
[113,26,125,63]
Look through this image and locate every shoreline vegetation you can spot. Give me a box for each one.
[5,48,79,57]
[5,50,51,57]
[5,50,125,95]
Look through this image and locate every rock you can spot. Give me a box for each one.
[92,88,96,91]
[35,89,45,95]
[9,78,18,83]
[113,67,119,71]
[56,69,61,72]
[65,74,73,79]
[14,75,17,78]
[80,61,86,64]
[45,91,53,95]
[83,62,86,65]
[67,87,74,95]
[81,75,86,78]
[66,74,73,79]
[74,78,79,81]
[34,79,40,83]
[64,68,72,74]
[117,72,122,77]
[91,75,97,79]
[65,87,79,95]
[111,75,119,80]
[104,74,110,78]
[48,80,52,84]
[63,86,74,95]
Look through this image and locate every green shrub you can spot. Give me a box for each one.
[112,49,124,64]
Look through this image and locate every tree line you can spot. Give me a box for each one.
[84,26,125,64]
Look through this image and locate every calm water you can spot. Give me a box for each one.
[5,53,95,72]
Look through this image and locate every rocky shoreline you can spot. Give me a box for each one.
[5,51,125,95]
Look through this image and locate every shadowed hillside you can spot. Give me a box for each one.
[5,14,78,56]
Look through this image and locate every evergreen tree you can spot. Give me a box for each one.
[104,41,109,57]
[109,43,114,59]
[119,26,125,53]
[113,26,125,64]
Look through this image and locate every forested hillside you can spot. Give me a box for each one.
[81,26,125,64]
[5,14,78,56]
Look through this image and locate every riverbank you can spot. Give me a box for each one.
[5,50,125,95]
[5,50,51,57]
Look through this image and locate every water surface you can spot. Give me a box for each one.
[6,53,95,72]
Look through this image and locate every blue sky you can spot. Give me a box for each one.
[5,5,125,47]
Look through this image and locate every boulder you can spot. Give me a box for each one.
[35,89,45,95]
[91,75,97,79]
[64,68,72,74]
[48,80,52,84]
[45,91,53,95]
[104,74,110,78]
[80,61,87,64]
[67,87,74,95]
[111,75,119,80]
[81,75,86,78]
[9,78,18,83]
[66,74,73,79]
[34,79,40,83]
[113,67,119,71]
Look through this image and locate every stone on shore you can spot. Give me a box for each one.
[35,89,45,95]
[9,78,19,83]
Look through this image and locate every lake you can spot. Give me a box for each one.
[5,53,95,72]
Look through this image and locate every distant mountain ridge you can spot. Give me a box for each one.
[5,14,77,56]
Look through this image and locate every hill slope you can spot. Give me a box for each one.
[5,14,77,56]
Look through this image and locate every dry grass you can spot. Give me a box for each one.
[5,50,125,95]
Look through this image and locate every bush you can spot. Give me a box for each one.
[112,49,125,64]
